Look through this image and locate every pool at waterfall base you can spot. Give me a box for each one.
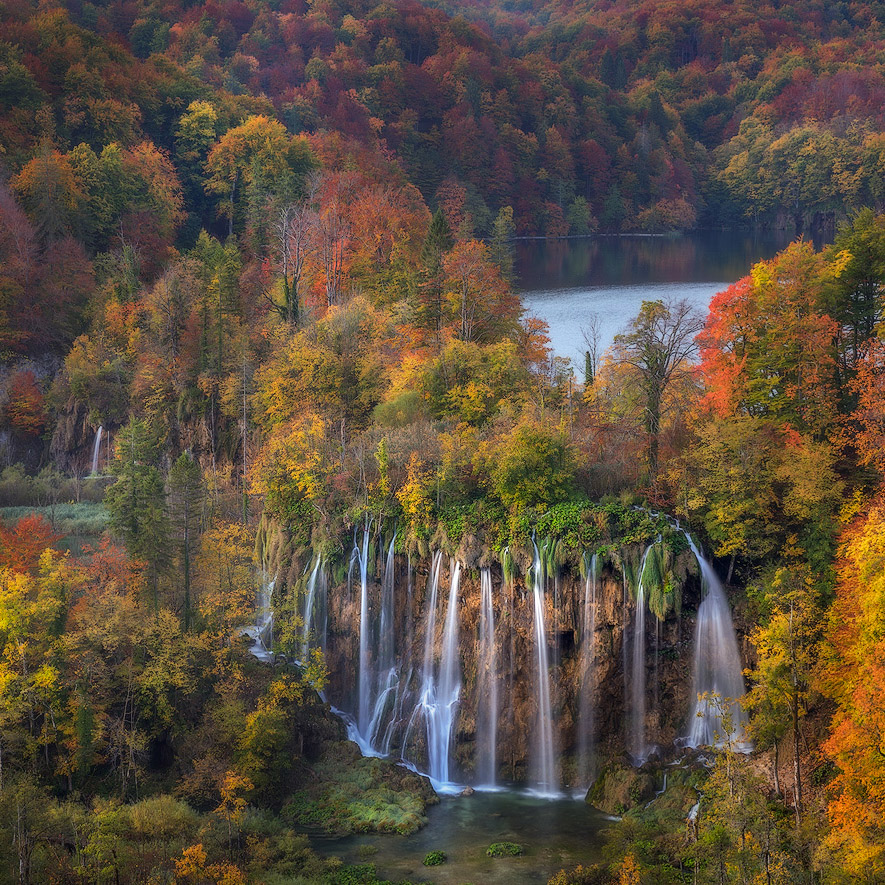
[309,788,612,884]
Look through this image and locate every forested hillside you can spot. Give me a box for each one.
[1,0,885,882]
[2,0,885,244]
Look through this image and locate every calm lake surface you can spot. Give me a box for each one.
[517,231,823,368]
[313,790,611,883]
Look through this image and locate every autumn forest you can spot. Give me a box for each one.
[1,0,885,881]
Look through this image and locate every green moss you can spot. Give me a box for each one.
[486,842,523,857]
[422,850,447,866]
[283,742,435,836]
[585,764,655,815]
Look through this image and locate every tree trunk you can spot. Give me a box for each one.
[773,740,781,798]
[792,687,802,826]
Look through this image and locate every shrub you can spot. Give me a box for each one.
[422,850,447,866]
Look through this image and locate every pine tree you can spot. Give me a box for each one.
[167,451,204,630]
[415,209,454,349]
[105,418,171,606]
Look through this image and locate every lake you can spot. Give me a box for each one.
[516,231,825,369]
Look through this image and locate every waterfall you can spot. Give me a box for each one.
[241,571,274,663]
[421,553,444,684]
[434,560,461,786]
[406,557,462,793]
[476,567,499,787]
[356,525,372,739]
[629,545,653,764]
[367,535,400,753]
[90,426,104,476]
[530,542,558,795]
[683,535,750,750]
[575,553,598,792]
[379,535,396,677]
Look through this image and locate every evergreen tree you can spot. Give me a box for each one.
[167,452,204,631]
[489,205,515,283]
[416,209,454,349]
[105,418,170,605]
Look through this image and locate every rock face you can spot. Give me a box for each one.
[275,532,723,794]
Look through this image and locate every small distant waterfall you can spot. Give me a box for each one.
[476,567,499,787]
[576,553,598,791]
[90,426,104,476]
[629,545,653,764]
[684,535,750,750]
[301,557,326,659]
[531,542,558,795]
[241,571,274,663]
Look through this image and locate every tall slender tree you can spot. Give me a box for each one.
[167,452,204,631]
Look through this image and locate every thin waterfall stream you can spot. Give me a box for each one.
[531,541,558,796]
[476,567,499,788]
[575,553,598,792]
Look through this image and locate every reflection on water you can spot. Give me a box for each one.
[514,231,826,291]
[516,231,830,368]
[311,790,610,884]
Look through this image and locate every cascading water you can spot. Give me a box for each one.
[241,571,274,663]
[356,525,372,741]
[91,426,104,476]
[575,553,598,791]
[365,535,400,754]
[476,567,499,787]
[301,556,324,659]
[629,545,653,764]
[683,535,750,750]
[530,542,558,795]
[405,557,462,793]
[379,535,396,677]
[297,510,750,798]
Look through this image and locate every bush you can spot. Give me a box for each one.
[491,423,576,512]
[422,850,447,866]
[487,842,523,857]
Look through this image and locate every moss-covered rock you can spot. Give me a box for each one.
[487,841,523,857]
[283,740,437,835]
[585,763,655,815]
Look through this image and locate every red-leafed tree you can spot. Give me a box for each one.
[4,370,46,435]
[698,242,838,438]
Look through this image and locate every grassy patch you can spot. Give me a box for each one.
[0,503,109,539]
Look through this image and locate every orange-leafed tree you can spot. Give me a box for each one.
[11,145,84,243]
[849,338,885,475]
[820,498,885,879]
[4,370,46,435]
[442,239,521,344]
[0,514,62,573]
